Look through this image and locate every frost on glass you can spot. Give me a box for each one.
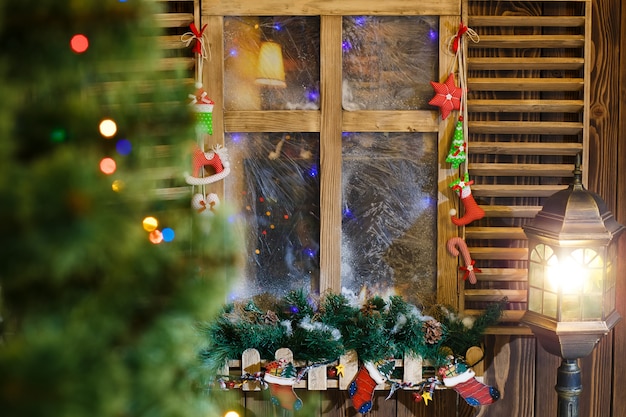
[225,133,320,299]
[342,16,439,110]
[223,17,320,111]
[342,133,437,303]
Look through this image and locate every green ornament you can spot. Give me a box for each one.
[446,119,466,168]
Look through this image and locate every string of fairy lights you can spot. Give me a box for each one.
[70,30,175,246]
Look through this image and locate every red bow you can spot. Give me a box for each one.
[452,142,467,156]
[453,23,469,53]
[190,23,208,55]
[459,260,481,281]
[452,179,474,192]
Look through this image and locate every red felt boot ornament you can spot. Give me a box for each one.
[449,173,484,226]
[349,360,395,414]
[439,356,500,407]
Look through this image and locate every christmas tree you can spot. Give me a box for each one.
[0,1,241,417]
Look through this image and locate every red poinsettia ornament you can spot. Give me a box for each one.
[429,73,462,120]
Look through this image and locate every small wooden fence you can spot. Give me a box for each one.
[220,346,485,391]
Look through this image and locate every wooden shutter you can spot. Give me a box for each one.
[462,0,591,330]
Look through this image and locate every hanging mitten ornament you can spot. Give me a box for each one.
[349,359,395,414]
[429,73,462,120]
[439,356,500,406]
[449,173,484,226]
[189,84,215,135]
[185,144,231,186]
[446,118,467,168]
[191,193,220,215]
[263,359,303,411]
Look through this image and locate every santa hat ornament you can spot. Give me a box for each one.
[349,359,395,414]
[449,173,484,226]
[439,356,500,406]
[263,359,303,411]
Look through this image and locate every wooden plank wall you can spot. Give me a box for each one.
[479,1,625,417]
[193,1,624,416]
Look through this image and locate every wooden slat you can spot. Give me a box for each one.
[468,15,585,27]
[223,110,321,132]
[467,77,584,91]
[480,205,542,218]
[470,141,583,156]
[202,0,460,16]
[158,35,194,50]
[469,247,528,261]
[464,289,526,302]
[341,110,439,132]
[468,163,574,177]
[468,57,584,70]
[467,99,584,113]
[157,57,195,71]
[472,184,568,198]
[468,120,583,135]
[154,13,194,27]
[465,310,527,324]
[474,268,527,281]
[465,227,527,240]
[473,34,585,48]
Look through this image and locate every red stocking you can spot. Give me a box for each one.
[450,174,484,226]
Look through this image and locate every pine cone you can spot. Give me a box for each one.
[263,310,279,325]
[423,319,443,344]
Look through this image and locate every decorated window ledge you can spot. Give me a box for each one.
[200,290,504,411]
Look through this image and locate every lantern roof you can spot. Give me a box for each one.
[523,163,624,244]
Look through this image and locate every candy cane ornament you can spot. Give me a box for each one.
[446,237,480,284]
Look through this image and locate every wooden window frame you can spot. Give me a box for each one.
[202,0,463,308]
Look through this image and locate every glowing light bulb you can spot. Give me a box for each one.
[70,34,89,53]
[112,179,124,192]
[99,119,117,138]
[224,412,240,417]
[162,227,175,242]
[149,229,163,244]
[99,157,117,175]
[142,216,158,232]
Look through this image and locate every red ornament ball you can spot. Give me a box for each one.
[327,367,337,378]
[412,392,423,403]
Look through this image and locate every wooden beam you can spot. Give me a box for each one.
[202,0,460,16]
[318,15,343,294]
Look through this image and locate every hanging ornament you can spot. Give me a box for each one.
[185,144,231,186]
[189,86,215,135]
[263,359,303,411]
[447,236,481,284]
[439,356,500,406]
[449,173,485,227]
[349,359,395,414]
[446,118,467,168]
[429,73,462,120]
[191,192,220,215]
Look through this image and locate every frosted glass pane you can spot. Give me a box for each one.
[529,288,543,313]
[341,132,437,303]
[342,16,438,110]
[224,17,320,111]
[561,294,581,321]
[224,133,320,299]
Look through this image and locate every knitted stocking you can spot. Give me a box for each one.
[349,361,394,414]
[264,361,303,411]
[264,373,303,410]
[440,359,499,406]
[450,174,484,226]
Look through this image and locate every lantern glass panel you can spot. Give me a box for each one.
[544,290,558,319]
[529,287,543,313]
[582,294,603,320]
[561,294,581,321]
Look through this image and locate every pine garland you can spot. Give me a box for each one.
[198,291,504,375]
